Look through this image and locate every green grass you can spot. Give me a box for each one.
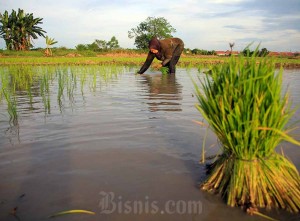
[1,50,299,69]
[0,56,141,64]
[193,51,300,213]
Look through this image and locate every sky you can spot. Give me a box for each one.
[1,0,300,51]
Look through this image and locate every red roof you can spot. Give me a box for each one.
[216,50,239,56]
[268,52,295,56]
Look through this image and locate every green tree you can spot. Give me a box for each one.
[107,36,119,49]
[87,42,99,51]
[242,47,254,57]
[0,9,46,50]
[243,47,269,57]
[95,39,107,50]
[75,44,88,51]
[191,48,216,55]
[258,48,269,57]
[128,17,176,49]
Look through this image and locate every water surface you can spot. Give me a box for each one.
[0,67,299,221]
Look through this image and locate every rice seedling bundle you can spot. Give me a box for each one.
[194,52,300,213]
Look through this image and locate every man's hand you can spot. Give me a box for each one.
[162,58,171,66]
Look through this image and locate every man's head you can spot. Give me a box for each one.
[149,37,160,54]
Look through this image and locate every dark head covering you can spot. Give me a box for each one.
[148,37,162,59]
[149,37,161,50]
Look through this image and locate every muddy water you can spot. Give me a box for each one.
[0,67,299,221]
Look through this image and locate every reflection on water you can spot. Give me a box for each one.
[139,74,182,112]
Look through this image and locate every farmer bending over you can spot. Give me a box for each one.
[138,37,184,74]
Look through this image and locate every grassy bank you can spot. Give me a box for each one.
[1,50,300,68]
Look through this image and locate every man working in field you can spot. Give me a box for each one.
[137,37,184,74]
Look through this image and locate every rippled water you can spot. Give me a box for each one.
[0,67,299,221]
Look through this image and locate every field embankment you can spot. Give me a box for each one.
[0,51,300,68]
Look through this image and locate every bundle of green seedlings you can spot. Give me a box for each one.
[194,50,300,213]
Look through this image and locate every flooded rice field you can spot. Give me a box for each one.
[0,66,299,221]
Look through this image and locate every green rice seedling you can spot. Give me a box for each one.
[193,49,300,213]
[40,72,51,114]
[66,67,77,105]
[56,68,66,111]
[0,68,7,103]
[2,89,18,125]
[0,65,126,122]
[91,70,97,92]
[80,70,87,95]
[27,83,33,107]
[160,66,169,75]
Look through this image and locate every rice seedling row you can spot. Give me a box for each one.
[0,65,128,126]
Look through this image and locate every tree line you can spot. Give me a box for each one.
[75,36,120,51]
[1,8,274,57]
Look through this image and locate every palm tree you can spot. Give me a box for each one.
[0,8,46,50]
[25,12,46,49]
[229,42,235,56]
[0,10,12,49]
[45,36,58,56]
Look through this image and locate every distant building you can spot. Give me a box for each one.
[268,52,296,57]
[215,50,239,56]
